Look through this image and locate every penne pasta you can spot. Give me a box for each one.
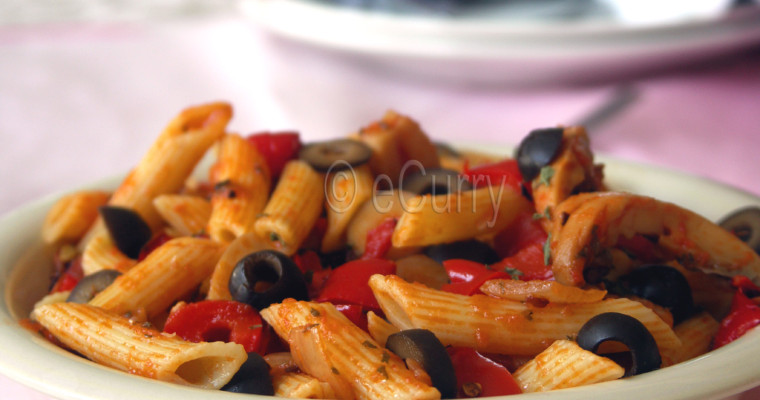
[321,164,374,253]
[80,233,137,275]
[207,133,271,243]
[366,311,400,348]
[660,312,720,367]
[369,274,680,356]
[273,372,337,399]
[513,339,624,392]
[392,186,532,248]
[89,237,225,318]
[153,194,211,237]
[479,279,607,303]
[42,191,109,244]
[33,302,245,389]
[261,300,440,400]
[254,160,324,255]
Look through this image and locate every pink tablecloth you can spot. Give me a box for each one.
[1,12,759,400]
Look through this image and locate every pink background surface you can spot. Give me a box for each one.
[1,11,759,400]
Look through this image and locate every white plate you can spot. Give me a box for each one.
[1,149,760,399]
[239,0,760,85]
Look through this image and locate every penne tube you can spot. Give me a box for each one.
[345,190,421,259]
[89,237,225,318]
[261,300,440,400]
[660,312,720,367]
[392,186,531,248]
[369,274,680,356]
[207,133,271,243]
[153,194,211,237]
[254,160,324,255]
[79,102,231,273]
[513,339,624,392]
[321,164,374,253]
[479,279,607,303]
[33,302,245,389]
[80,233,136,275]
[366,311,400,348]
[206,232,274,300]
[42,191,109,244]
[273,372,337,399]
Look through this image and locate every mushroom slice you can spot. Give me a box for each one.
[549,192,760,286]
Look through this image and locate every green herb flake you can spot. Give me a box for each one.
[269,231,281,243]
[331,367,340,375]
[524,310,534,321]
[462,382,483,397]
[310,307,321,317]
[381,352,390,363]
[543,233,552,266]
[504,267,524,281]
[537,166,555,187]
[249,324,263,330]
[377,365,389,379]
[362,340,378,349]
[214,179,232,191]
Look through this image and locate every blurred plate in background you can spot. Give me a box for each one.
[239,0,760,85]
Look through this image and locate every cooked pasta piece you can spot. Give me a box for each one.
[366,311,400,347]
[79,102,231,273]
[153,194,211,237]
[513,339,624,392]
[273,372,337,399]
[660,312,720,367]
[32,302,245,389]
[89,237,225,318]
[321,164,374,253]
[346,190,420,259]
[80,233,136,274]
[206,231,274,300]
[42,191,109,244]
[479,279,607,303]
[207,133,271,243]
[369,274,680,356]
[254,160,324,255]
[261,300,440,400]
[392,186,531,247]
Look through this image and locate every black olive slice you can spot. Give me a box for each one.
[386,329,457,399]
[222,352,274,395]
[719,206,760,255]
[425,239,500,265]
[298,139,373,172]
[228,250,309,310]
[67,269,121,303]
[99,206,152,259]
[620,264,695,324]
[576,312,661,376]
[401,168,473,196]
[515,127,564,182]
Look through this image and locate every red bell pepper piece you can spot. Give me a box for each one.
[362,217,397,260]
[713,275,760,349]
[246,131,301,178]
[491,242,554,281]
[315,259,396,312]
[441,259,511,296]
[447,347,522,397]
[163,300,269,355]
[492,211,547,259]
[334,304,369,332]
[50,255,83,293]
[293,250,331,298]
[462,159,523,191]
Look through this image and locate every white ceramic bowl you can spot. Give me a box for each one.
[2,148,760,400]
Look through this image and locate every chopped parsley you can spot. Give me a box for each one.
[543,233,552,266]
[504,268,524,280]
[362,340,378,349]
[537,166,555,187]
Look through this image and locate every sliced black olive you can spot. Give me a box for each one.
[298,139,373,172]
[425,239,500,265]
[386,329,457,399]
[222,352,274,395]
[719,206,760,255]
[576,312,661,376]
[66,269,121,303]
[99,206,152,259]
[514,127,564,182]
[228,250,309,310]
[619,264,695,324]
[401,168,473,196]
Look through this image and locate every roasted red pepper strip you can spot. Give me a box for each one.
[441,259,511,296]
[462,159,523,191]
[491,242,554,281]
[163,300,269,354]
[334,303,369,332]
[293,250,331,298]
[50,255,83,293]
[713,275,760,349]
[362,217,397,260]
[315,259,396,312]
[492,211,547,259]
[447,347,522,397]
[246,131,301,179]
